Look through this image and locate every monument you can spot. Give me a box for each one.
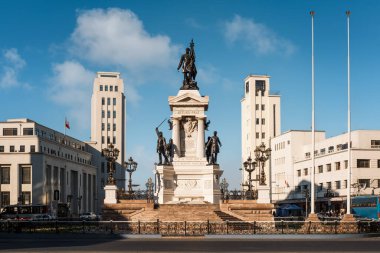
[155,40,223,204]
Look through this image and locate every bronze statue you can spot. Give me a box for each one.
[206,131,222,165]
[155,127,168,165]
[205,120,211,131]
[177,39,198,90]
[205,136,212,164]
[166,138,174,164]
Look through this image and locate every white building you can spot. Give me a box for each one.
[0,118,97,215]
[271,130,380,212]
[90,72,126,206]
[241,75,281,202]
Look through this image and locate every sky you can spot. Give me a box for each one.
[1,0,380,189]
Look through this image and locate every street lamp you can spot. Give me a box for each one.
[243,156,256,199]
[102,143,120,185]
[254,142,271,185]
[220,178,229,201]
[124,157,138,195]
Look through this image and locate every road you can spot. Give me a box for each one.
[0,234,380,252]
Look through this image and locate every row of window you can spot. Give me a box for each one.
[41,146,91,165]
[255,132,266,139]
[255,118,265,125]
[99,85,118,92]
[255,104,265,111]
[101,110,117,119]
[35,128,85,151]
[101,136,116,145]
[245,80,266,96]
[101,97,117,106]
[2,128,33,136]
[0,191,31,206]
[101,123,116,131]
[0,145,35,153]
[305,143,349,158]
[0,166,31,184]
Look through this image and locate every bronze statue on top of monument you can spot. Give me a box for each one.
[177,39,198,90]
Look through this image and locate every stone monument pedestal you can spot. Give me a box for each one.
[155,89,223,204]
[104,185,118,204]
[257,186,271,204]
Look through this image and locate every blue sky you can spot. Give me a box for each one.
[1,0,380,189]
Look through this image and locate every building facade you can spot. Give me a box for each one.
[241,75,281,202]
[90,72,126,206]
[0,119,97,215]
[271,130,380,213]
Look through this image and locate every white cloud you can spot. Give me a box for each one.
[70,8,179,74]
[0,48,30,89]
[49,61,94,129]
[223,15,295,55]
[197,64,236,90]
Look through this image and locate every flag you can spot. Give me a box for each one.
[65,118,70,129]
[285,180,289,188]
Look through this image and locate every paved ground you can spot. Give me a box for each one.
[1,233,380,252]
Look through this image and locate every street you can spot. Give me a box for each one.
[0,234,380,252]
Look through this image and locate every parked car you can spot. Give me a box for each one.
[79,212,98,221]
[33,214,55,221]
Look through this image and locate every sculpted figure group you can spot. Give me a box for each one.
[205,131,222,165]
[155,127,174,165]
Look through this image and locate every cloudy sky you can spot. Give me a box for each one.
[1,0,380,188]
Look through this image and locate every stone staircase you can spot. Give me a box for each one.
[102,200,154,221]
[214,210,242,222]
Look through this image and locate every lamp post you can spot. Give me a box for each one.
[254,143,271,185]
[124,157,138,195]
[102,143,120,185]
[243,156,257,199]
[303,189,310,217]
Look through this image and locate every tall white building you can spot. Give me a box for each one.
[90,72,126,204]
[0,119,97,215]
[271,130,380,213]
[241,75,281,202]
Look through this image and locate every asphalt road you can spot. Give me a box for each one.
[1,234,380,252]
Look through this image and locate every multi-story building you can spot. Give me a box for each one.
[241,75,281,202]
[0,118,97,215]
[271,130,380,213]
[90,72,126,206]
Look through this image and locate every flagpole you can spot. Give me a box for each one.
[346,10,351,215]
[310,10,316,216]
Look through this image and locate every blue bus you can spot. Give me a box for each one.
[351,196,380,220]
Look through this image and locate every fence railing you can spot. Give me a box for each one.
[0,220,379,235]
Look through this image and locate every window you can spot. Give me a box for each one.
[328,146,334,153]
[113,136,116,144]
[3,128,17,136]
[115,86,118,92]
[335,181,341,189]
[255,80,265,96]
[261,118,265,125]
[102,97,105,105]
[297,170,301,177]
[245,82,249,93]
[101,136,104,144]
[304,168,308,176]
[113,124,116,131]
[102,110,105,118]
[19,145,25,152]
[100,85,103,91]
[318,183,323,191]
[107,136,110,144]
[371,140,380,148]
[1,192,10,206]
[262,132,265,139]
[344,160,348,169]
[23,128,33,135]
[0,146,4,152]
[255,104,259,110]
[101,123,105,131]
[357,159,370,168]
[30,145,35,153]
[305,152,310,159]
[21,166,31,184]
[326,164,331,172]
[10,146,15,152]
[107,123,110,131]
[1,167,10,184]
[256,132,259,139]
[335,162,341,171]
[113,98,116,105]
[326,182,332,189]
[110,85,113,92]
[107,111,110,118]
[261,104,265,111]
[113,111,116,118]
[107,98,110,105]
[105,85,108,91]
[256,118,259,125]
[358,179,370,187]
[318,165,323,173]
[320,148,325,155]
[21,192,31,205]
[377,160,380,168]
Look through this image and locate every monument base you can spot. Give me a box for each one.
[341,213,356,222]
[155,159,223,204]
[104,185,118,204]
[306,213,319,221]
[257,187,271,204]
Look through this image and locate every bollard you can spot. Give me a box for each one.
[138,220,141,234]
[334,220,338,234]
[254,221,256,234]
[281,220,284,234]
[207,219,210,234]
[110,220,113,234]
[184,221,187,236]
[156,219,160,234]
[226,220,229,235]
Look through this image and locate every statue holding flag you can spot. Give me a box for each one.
[177,39,198,90]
